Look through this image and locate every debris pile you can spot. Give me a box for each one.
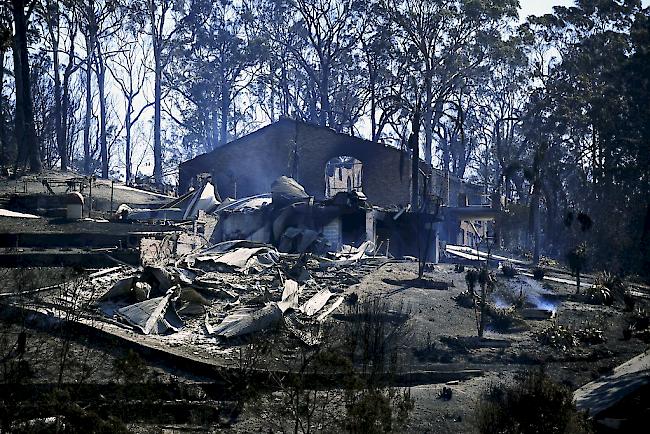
[85,238,382,348]
[118,180,220,222]
[210,176,373,256]
[8,175,396,353]
[117,175,378,258]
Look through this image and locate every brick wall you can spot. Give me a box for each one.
[179,119,429,208]
[179,121,296,199]
[293,122,420,207]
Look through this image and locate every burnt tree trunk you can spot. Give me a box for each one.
[61,49,75,168]
[45,6,68,171]
[280,53,289,116]
[220,72,230,147]
[423,73,433,166]
[11,0,41,173]
[531,180,541,265]
[59,13,77,171]
[147,0,166,185]
[319,60,330,127]
[0,45,6,165]
[369,60,377,142]
[479,280,486,338]
[82,31,93,174]
[409,106,421,210]
[152,36,162,185]
[95,45,108,179]
[125,96,132,184]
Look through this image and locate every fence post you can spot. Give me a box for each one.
[110,180,114,213]
[88,177,93,218]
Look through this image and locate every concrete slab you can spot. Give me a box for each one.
[0,208,40,218]
[574,350,650,418]
[445,244,529,265]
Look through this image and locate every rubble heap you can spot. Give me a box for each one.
[87,239,384,348]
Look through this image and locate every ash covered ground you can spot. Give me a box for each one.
[2,258,648,433]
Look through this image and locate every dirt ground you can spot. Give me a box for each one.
[3,260,646,432]
[221,262,649,433]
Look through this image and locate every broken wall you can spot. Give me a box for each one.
[443,177,487,207]
[179,123,294,202]
[179,119,430,208]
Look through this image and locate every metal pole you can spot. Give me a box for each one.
[88,177,92,218]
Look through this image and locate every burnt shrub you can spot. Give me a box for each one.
[487,307,525,333]
[583,285,613,306]
[14,388,130,434]
[623,291,635,312]
[574,326,605,345]
[536,323,577,349]
[344,388,414,433]
[592,271,629,306]
[501,263,517,278]
[113,350,149,384]
[532,267,546,280]
[345,389,392,432]
[465,269,479,294]
[269,297,415,433]
[625,308,650,342]
[628,308,650,331]
[594,271,626,298]
[454,291,475,309]
[475,370,593,434]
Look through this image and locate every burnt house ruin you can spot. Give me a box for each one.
[178,119,497,260]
